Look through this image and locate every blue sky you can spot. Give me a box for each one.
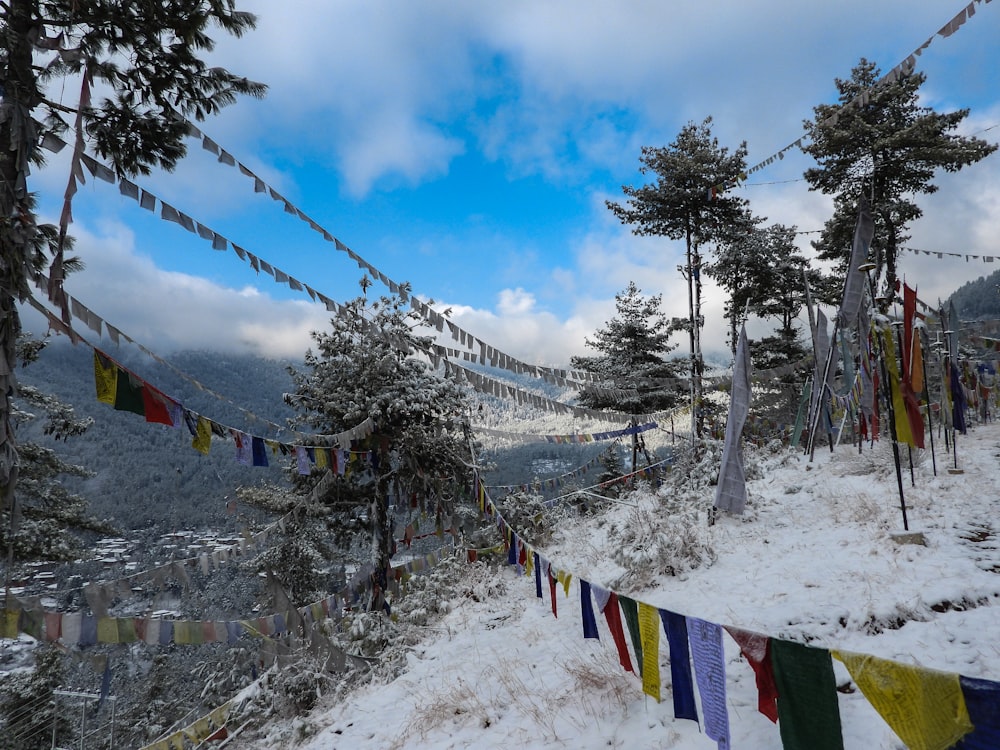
[23,0,1000,366]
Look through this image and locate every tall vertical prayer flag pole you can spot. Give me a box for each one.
[806,198,874,459]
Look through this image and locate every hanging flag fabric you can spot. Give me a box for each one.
[947,299,960,362]
[534,552,543,599]
[141,383,176,426]
[659,608,699,722]
[251,436,269,467]
[595,588,634,674]
[811,309,834,437]
[882,328,922,448]
[725,625,778,722]
[94,351,117,404]
[112,366,146,416]
[579,580,600,640]
[618,595,643,678]
[715,325,751,515]
[832,650,972,750]
[688,617,730,749]
[911,325,925,396]
[954,675,1000,749]
[836,197,875,330]
[790,380,811,449]
[637,602,661,702]
[191,415,212,455]
[770,639,844,750]
[547,566,558,618]
[950,360,968,434]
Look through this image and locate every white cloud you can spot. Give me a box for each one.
[21,221,332,360]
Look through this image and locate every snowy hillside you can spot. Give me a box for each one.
[235,421,1000,750]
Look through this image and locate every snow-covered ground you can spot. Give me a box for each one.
[242,422,1000,749]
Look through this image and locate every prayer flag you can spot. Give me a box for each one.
[833,651,972,750]
[534,552,543,599]
[837,197,874,330]
[724,626,778,722]
[142,383,176,426]
[770,639,844,750]
[955,675,1000,749]
[594,588,633,674]
[251,436,269,467]
[618,595,643,677]
[715,325,751,514]
[579,580,599,640]
[688,617,730,749]
[660,609,698,721]
[94,351,117,404]
[192,416,212,455]
[950,360,968,434]
[638,602,661,702]
[113,366,146,416]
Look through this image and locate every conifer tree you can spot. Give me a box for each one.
[285,286,473,612]
[571,281,685,414]
[608,118,749,438]
[0,0,264,573]
[803,58,996,305]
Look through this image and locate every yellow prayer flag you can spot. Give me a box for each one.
[96,616,119,644]
[556,569,572,597]
[637,602,661,702]
[524,548,534,578]
[882,329,916,447]
[315,447,328,469]
[833,650,973,750]
[1,609,19,638]
[192,416,212,455]
[94,351,118,404]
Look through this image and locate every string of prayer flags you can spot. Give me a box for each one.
[832,650,973,750]
[33,276,344,443]
[85,343,376,467]
[40,131,609,402]
[770,639,845,750]
[474,476,1000,749]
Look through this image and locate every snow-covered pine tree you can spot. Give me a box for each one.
[570,281,686,414]
[803,58,996,306]
[0,0,265,585]
[607,118,749,438]
[1,334,109,563]
[285,286,474,612]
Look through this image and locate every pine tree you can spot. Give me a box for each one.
[706,218,814,361]
[284,287,473,612]
[570,281,685,414]
[607,118,749,438]
[0,0,264,576]
[0,646,70,750]
[803,58,996,305]
[1,334,109,564]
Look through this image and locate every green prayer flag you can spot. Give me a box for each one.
[618,595,644,678]
[770,638,844,750]
[113,366,145,416]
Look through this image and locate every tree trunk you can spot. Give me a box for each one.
[368,474,394,613]
[1,0,41,583]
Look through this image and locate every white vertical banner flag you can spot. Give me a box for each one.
[687,616,730,750]
[714,325,751,515]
